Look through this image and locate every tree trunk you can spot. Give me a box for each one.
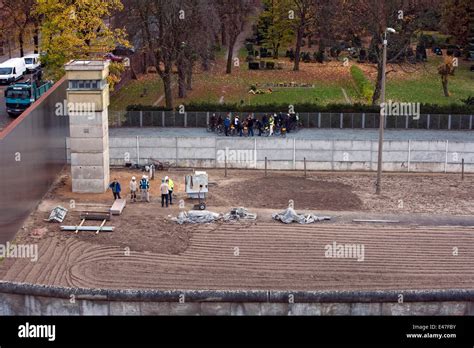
[186,63,193,90]
[157,58,174,109]
[273,43,280,59]
[202,47,210,71]
[372,61,383,105]
[214,33,221,49]
[442,77,449,97]
[178,58,186,98]
[131,64,138,80]
[293,27,303,71]
[226,37,236,74]
[143,52,148,74]
[221,23,227,47]
[33,23,39,54]
[163,71,173,109]
[19,30,24,57]
[202,54,210,71]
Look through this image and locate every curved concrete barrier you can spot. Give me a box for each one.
[1,281,474,316]
[2,281,474,302]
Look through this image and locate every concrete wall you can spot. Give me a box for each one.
[67,136,474,173]
[1,283,473,316]
[0,79,69,243]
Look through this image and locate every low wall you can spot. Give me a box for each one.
[67,136,474,173]
[1,282,473,316]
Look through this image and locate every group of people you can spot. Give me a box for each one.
[108,175,175,208]
[212,112,299,137]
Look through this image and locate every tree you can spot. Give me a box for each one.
[0,2,13,56]
[1,0,36,57]
[258,0,293,59]
[290,0,315,71]
[440,0,470,46]
[175,0,219,98]
[218,0,254,74]
[438,56,456,96]
[124,0,220,107]
[343,0,437,105]
[35,0,127,79]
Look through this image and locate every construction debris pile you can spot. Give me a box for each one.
[45,206,68,223]
[272,208,331,224]
[223,207,257,221]
[173,210,221,224]
[173,207,257,224]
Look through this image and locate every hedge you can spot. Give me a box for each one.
[351,65,374,103]
[126,102,474,114]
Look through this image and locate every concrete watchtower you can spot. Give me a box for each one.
[65,60,110,193]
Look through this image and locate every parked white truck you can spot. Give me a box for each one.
[0,58,27,85]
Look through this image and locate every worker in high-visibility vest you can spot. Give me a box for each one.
[139,175,150,202]
[166,176,175,205]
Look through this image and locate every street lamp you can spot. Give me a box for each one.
[375,27,397,195]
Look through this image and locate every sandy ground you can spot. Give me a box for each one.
[0,168,473,290]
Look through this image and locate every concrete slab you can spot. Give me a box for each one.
[110,199,126,215]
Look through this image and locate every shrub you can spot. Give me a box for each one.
[248,62,260,70]
[351,65,374,103]
[125,102,474,114]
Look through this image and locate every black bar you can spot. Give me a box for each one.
[0,316,472,346]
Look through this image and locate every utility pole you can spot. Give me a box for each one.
[376,28,396,195]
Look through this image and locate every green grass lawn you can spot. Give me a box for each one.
[386,59,473,105]
[109,55,472,110]
[109,77,163,112]
[246,83,358,105]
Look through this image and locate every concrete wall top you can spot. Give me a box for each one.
[1,281,474,303]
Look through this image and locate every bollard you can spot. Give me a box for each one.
[462,158,464,181]
[265,157,267,177]
[225,156,228,178]
[304,157,307,178]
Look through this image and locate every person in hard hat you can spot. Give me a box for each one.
[166,176,174,205]
[129,176,138,203]
[160,179,169,208]
[139,175,150,202]
[108,178,121,200]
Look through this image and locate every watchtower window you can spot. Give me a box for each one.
[68,79,104,90]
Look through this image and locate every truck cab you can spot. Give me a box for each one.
[23,54,41,72]
[4,78,53,117]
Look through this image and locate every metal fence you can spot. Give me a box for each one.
[0,79,69,243]
[110,111,474,130]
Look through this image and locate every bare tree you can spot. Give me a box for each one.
[438,56,456,97]
[1,0,36,57]
[175,0,220,97]
[123,0,220,107]
[290,0,315,71]
[218,0,254,74]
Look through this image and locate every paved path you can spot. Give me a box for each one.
[109,127,474,142]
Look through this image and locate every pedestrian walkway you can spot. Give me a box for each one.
[109,127,474,142]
